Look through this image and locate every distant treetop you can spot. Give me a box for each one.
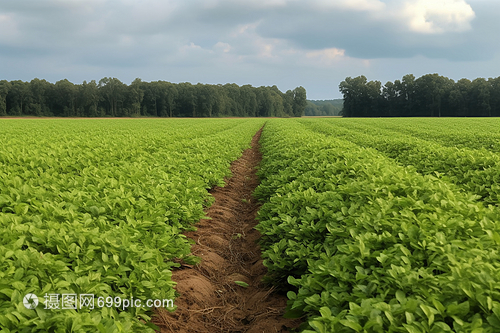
[305,99,343,116]
[339,74,500,117]
[0,78,307,118]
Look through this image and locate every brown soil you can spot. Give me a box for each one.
[153,127,302,332]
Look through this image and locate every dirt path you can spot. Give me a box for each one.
[153,127,301,332]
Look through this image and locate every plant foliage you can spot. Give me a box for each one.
[0,118,265,332]
[255,119,500,333]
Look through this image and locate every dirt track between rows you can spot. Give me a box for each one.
[153,127,301,332]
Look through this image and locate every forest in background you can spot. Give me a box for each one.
[304,99,343,116]
[339,74,500,117]
[0,78,307,118]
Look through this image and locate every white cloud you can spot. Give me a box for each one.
[213,41,231,53]
[313,0,385,11]
[310,0,475,34]
[306,47,346,66]
[401,0,475,33]
[180,42,202,53]
[228,0,289,8]
[234,22,261,37]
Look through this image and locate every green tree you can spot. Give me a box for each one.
[283,90,294,116]
[470,78,491,117]
[141,81,159,116]
[128,78,144,116]
[271,90,284,117]
[339,76,382,117]
[304,100,343,116]
[400,74,416,116]
[223,83,241,116]
[366,80,383,116]
[448,78,471,117]
[292,86,307,117]
[163,82,178,117]
[54,79,77,116]
[240,85,258,117]
[7,80,30,115]
[98,77,126,116]
[256,87,274,117]
[339,76,367,117]
[382,81,399,117]
[196,84,217,117]
[28,78,52,116]
[212,84,229,117]
[78,80,101,117]
[489,77,500,117]
[414,74,453,117]
[176,82,196,117]
[0,80,11,116]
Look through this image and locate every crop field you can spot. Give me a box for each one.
[2,118,500,332]
[0,118,265,332]
[256,118,500,333]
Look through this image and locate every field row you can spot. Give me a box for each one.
[255,119,500,332]
[328,118,500,152]
[2,118,500,333]
[0,119,265,332]
[297,119,500,207]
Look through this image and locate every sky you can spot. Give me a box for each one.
[0,0,499,100]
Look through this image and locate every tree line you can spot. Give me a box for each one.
[304,99,343,116]
[0,78,307,118]
[339,74,500,117]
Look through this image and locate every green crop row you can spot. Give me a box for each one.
[297,119,500,207]
[331,118,500,153]
[0,119,264,332]
[255,119,500,333]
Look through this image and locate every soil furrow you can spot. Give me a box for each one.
[153,127,301,333]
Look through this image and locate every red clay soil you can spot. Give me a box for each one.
[153,127,302,333]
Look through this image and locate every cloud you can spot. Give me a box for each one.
[401,0,475,34]
[251,0,485,61]
[306,48,346,66]
[0,0,483,64]
[313,0,385,11]
[213,42,231,53]
[0,0,498,101]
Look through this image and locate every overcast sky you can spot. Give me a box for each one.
[0,0,499,99]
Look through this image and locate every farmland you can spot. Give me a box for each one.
[256,118,500,332]
[0,119,265,332]
[2,117,500,332]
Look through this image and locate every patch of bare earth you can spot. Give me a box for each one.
[153,127,301,333]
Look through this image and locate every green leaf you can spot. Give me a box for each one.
[340,319,363,332]
[431,299,445,315]
[420,304,435,327]
[310,320,327,333]
[447,301,469,317]
[405,311,415,324]
[234,281,249,288]
[145,322,160,330]
[403,324,423,333]
[319,307,332,318]
[396,290,406,304]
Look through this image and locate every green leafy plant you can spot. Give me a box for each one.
[234,281,249,288]
[0,118,265,332]
[255,118,500,333]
